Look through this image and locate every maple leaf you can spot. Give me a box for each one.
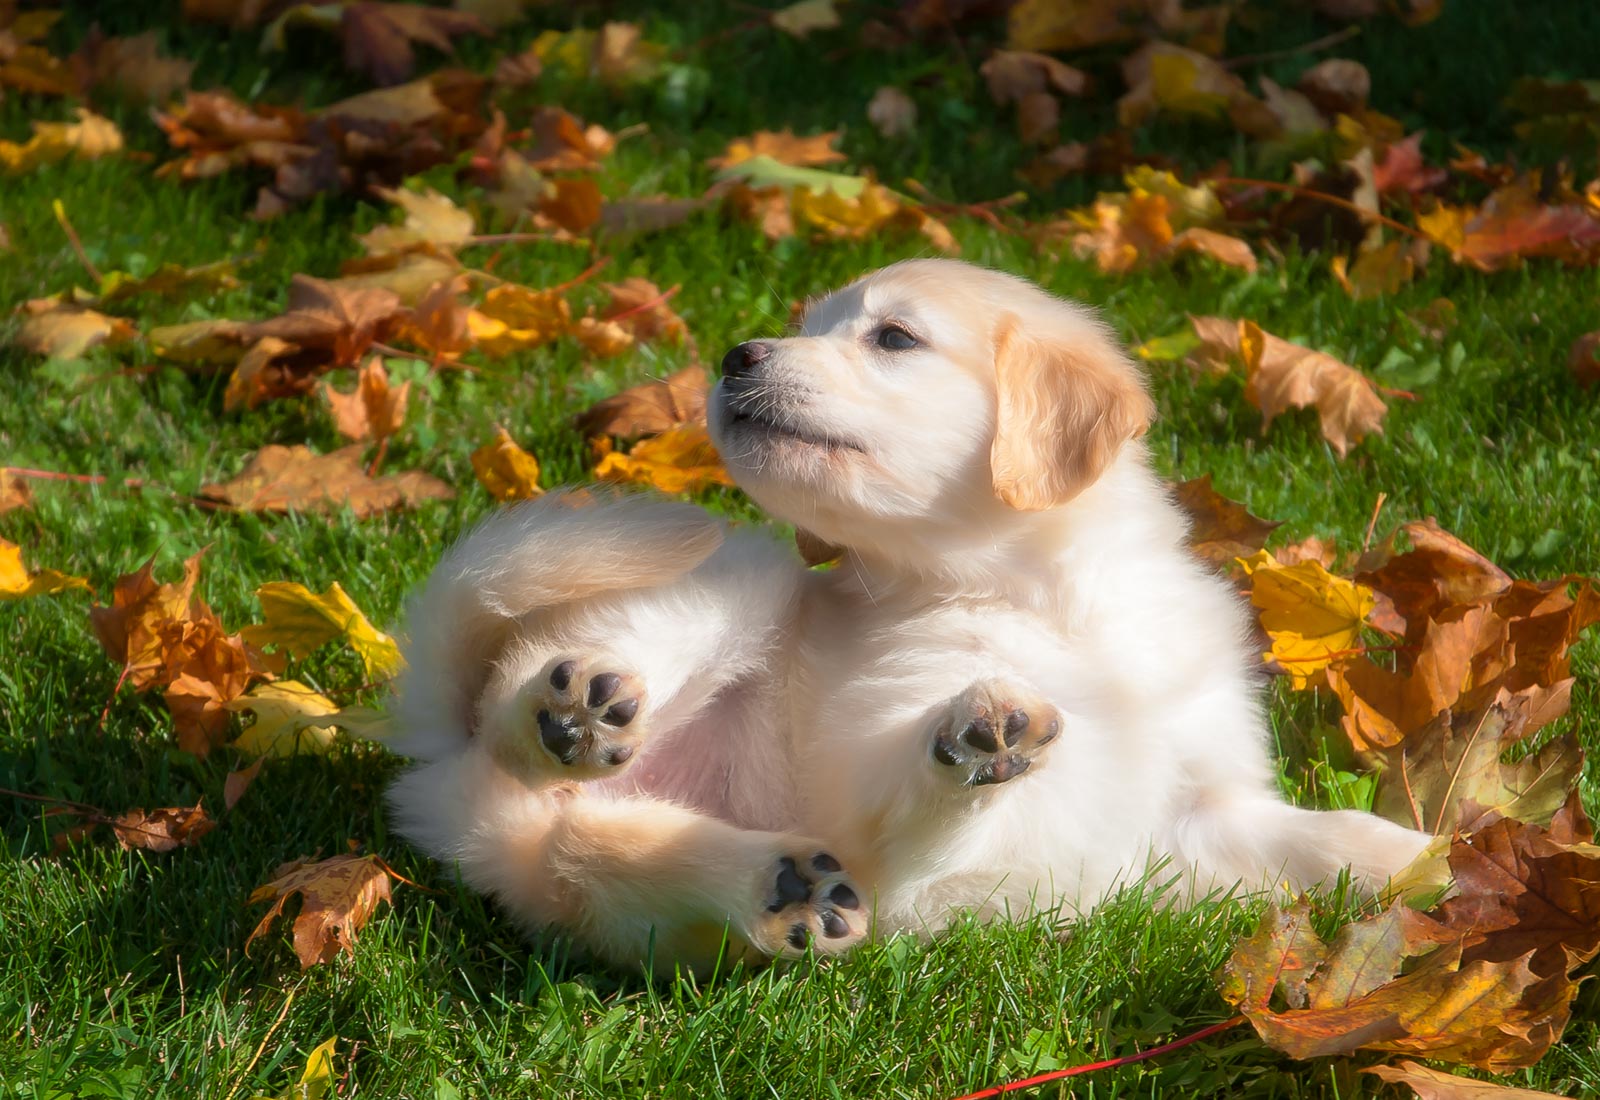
[1357,520,1513,635]
[1171,475,1280,570]
[867,86,917,139]
[574,365,710,440]
[1008,0,1230,54]
[0,537,90,601]
[470,284,571,355]
[1118,41,1254,130]
[572,316,633,358]
[246,275,405,366]
[226,681,390,758]
[1055,169,1252,274]
[1420,183,1600,272]
[707,129,846,171]
[250,1035,339,1100]
[529,22,664,87]
[246,852,398,968]
[598,279,688,346]
[1238,550,1374,687]
[225,756,265,810]
[200,445,453,518]
[264,2,487,86]
[522,105,615,172]
[1,469,33,515]
[71,29,195,106]
[241,580,402,678]
[981,50,1088,143]
[471,426,543,502]
[0,10,75,96]
[13,298,138,359]
[1296,58,1370,118]
[109,803,216,852]
[593,424,734,494]
[358,186,475,259]
[0,108,123,173]
[1331,239,1417,300]
[321,357,411,445]
[1366,1060,1570,1099]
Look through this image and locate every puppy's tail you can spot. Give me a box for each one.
[390,491,725,759]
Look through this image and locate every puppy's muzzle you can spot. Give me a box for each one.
[721,340,772,380]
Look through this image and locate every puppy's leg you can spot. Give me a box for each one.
[1162,790,1433,897]
[927,678,1063,788]
[390,745,867,972]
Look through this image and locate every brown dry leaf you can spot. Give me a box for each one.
[471,426,543,502]
[1,469,33,515]
[0,10,75,96]
[1420,183,1600,272]
[1357,519,1513,634]
[1360,705,1580,835]
[537,176,603,235]
[1373,132,1449,197]
[471,284,571,356]
[1569,331,1600,387]
[1366,1060,1570,1099]
[0,108,123,173]
[246,852,397,968]
[1331,239,1416,299]
[571,316,634,358]
[0,537,90,600]
[523,105,615,172]
[13,300,137,359]
[321,357,411,444]
[706,129,845,171]
[200,445,453,518]
[981,50,1087,143]
[111,802,216,852]
[72,29,195,106]
[867,86,917,139]
[388,274,473,357]
[266,2,487,87]
[593,424,734,494]
[1237,320,1387,456]
[1171,474,1280,570]
[1008,0,1229,53]
[225,756,266,810]
[598,278,687,345]
[1223,807,1600,1073]
[90,551,276,755]
[574,366,710,440]
[244,275,405,367]
[1296,58,1369,117]
[1055,169,1249,275]
[1171,226,1258,272]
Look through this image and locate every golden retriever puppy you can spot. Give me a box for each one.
[387,259,1430,972]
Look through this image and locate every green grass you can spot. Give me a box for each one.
[3,1,1600,1096]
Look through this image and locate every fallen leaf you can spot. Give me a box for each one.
[1054,169,1250,274]
[1118,41,1252,130]
[1366,1060,1570,1099]
[1238,550,1374,687]
[225,755,266,810]
[358,186,475,259]
[867,86,917,138]
[1171,475,1280,569]
[1296,58,1370,117]
[470,426,543,502]
[471,284,571,355]
[1420,184,1600,272]
[530,22,664,87]
[72,29,195,106]
[771,0,842,38]
[1008,0,1229,53]
[1332,239,1415,299]
[200,445,453,518]
[321,357,411,445]
[707,128,845,170]
[574,365,710,440]
[14,300,137,359]
[0,537,91,600]
[1,469,33,515]
[110,802,216,852]
[598,278,687,345]
[246,852,397,968]
[1357,519,1512,633]
[571,315,634,358]
[252,1035,338,1100]
[593,423,733,494]
[0,108,123,173]
[241,581,402,678]
[226,680,389,757]
[265,2,487,86]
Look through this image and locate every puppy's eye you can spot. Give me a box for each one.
[876,325,918,351]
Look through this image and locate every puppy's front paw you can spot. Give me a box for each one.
[492,655,648,779]
[930,679,1060,788]
[746,848,867,960]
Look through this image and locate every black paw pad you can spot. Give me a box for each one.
[787,924,809,950]
[602,698,639,727]
[587,673,623,707]
[538,711,582,759]
[812,853,841,873]
[772,857,811,909]
[1003,708,1029,747]
[932,737,962,766]
[827,883,859,909]
[548,660,576,692]
[820,911,850,939]
[962,716,999,753]
[604,745,634,766]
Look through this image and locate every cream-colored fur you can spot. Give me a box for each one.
[387,259,1430,973]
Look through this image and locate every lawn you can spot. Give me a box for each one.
[3,1,1600,1097]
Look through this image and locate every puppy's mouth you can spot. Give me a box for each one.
[720,394,865,454]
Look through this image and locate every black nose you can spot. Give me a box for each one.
[721,340,772,380]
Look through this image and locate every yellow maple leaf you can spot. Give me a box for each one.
[0,537,91,600]
[227,681,389,758]
[0,108,123,174]
[470,426,543,502]
[593,423,734,494]
[470,285,571,356]
[248,1035,339,1100]
[1238,550,1375,688]
[240,581,402,678]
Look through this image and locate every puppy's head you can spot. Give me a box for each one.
[708,259,1154,553]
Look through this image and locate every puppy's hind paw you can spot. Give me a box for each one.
[491,655,649,779]
[748,848,867,960]
[930,679,1060,789]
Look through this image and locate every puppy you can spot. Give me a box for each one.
[387,259,1431,972]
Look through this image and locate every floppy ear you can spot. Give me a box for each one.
[989,316,1155,511]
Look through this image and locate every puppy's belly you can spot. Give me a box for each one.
[591,681,799,834]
